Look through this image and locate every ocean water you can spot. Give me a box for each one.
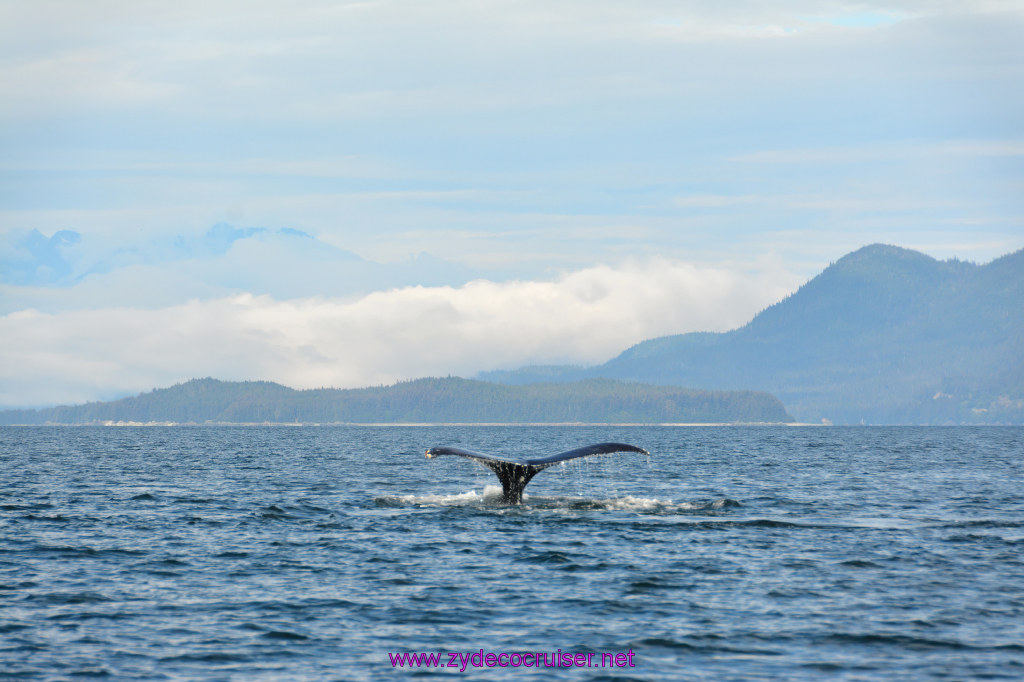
[1,425,1022,680]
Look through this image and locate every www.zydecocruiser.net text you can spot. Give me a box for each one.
[389,649,636,671]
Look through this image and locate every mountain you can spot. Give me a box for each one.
[481,244,1024,424]
[0,377,793,425]
[0,224,478,314]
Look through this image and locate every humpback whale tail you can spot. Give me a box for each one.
[424,442,649,504]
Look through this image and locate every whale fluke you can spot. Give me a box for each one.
[424,442,649,504]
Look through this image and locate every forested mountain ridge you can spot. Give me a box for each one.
[0,377,793,425]
[482,245,1024,424]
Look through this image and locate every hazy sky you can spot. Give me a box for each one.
[2,0,1023,407]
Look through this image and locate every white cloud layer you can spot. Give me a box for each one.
[0,258,800,408]
[2,1,1021,273]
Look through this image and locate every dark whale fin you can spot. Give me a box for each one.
[425,442,649,504]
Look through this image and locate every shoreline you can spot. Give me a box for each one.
[4,420,815,427]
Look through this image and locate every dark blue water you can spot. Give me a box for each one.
[1,426,1022,680]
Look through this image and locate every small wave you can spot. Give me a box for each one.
[631,636,781,656]
[261,630,310,641]
[633,636,698,650]
[737,518,809,528]
[628,578,686,592]
[822,633,1024,652]
[47,610,135,622]
[158,651,251,663]
[28,545,147,558]
[28,591,114,605]
[22,514,71,522]
[257,504,290,518]
[1,503,54,511]
[517,550,575,565]
[947,533,1024,546]
[0,581,37,591]
[839,559,883,568]
[933,519,1023,530]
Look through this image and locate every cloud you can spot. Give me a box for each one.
[0,258,800,408]
[0,225,481,314]
[672,195,762,209]
[732,139,1024,165]
[2,1,1022,274]
[3,1,1020,123]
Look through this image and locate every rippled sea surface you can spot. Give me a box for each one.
[2,426,1023,680]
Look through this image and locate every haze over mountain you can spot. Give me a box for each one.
[1,223,800,409]
[481,245,1024,424]
[0,224,476,313]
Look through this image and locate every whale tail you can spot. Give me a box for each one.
[424,442,649,504]
[481,460,542,505]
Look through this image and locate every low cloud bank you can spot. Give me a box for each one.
[1,259,799,408]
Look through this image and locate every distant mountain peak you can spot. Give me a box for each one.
[483,243,1024,424]
[829,242,941,272]
[846,243,924,258]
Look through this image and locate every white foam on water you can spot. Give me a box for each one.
[480,485,505,502]
[590,495,676,511]
[378,485,512,507]
[537,495,740,512]
[380,488,739,513]
[379,489,483,506]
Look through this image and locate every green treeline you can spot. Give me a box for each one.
[0,377,793,425]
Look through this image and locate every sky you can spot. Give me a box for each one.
[2,0,1023,408]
